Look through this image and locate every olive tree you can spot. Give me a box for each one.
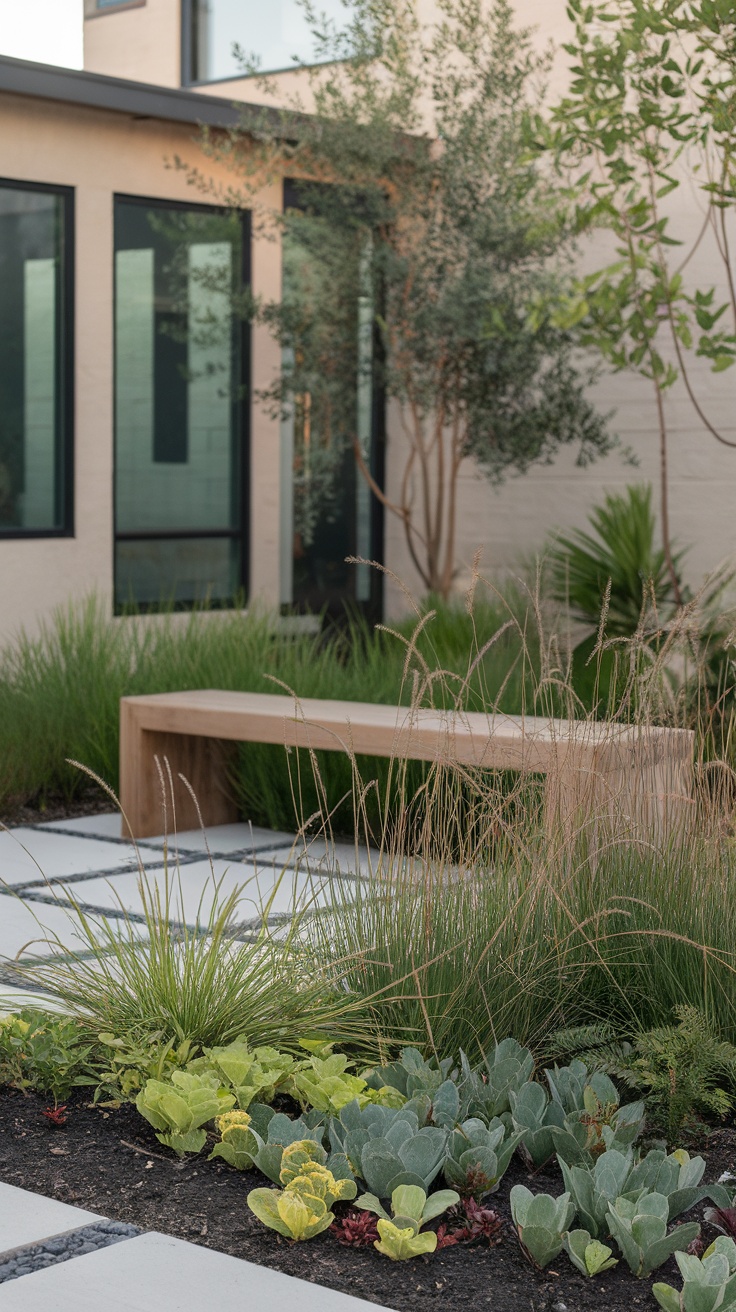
[185,0,613,600]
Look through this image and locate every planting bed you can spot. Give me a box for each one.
[0,1089,732,1312]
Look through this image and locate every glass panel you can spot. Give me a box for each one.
[191,0,349,81]
[114,198,245,609]
[280,209,379,617]
[115,537,239,609]
[0,185,67,532]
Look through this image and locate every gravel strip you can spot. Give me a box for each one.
[0,1219,141,1283]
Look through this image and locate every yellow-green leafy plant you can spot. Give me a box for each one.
[564,1229,618,1277]
[193,1038,295,1110]
[247,1151,357,1241]
[95,1031,197,1100]
[355,1184,459,1261]
[135,1070,234,1156]
[209,1110,258,1170]
[285,1051,404,1115]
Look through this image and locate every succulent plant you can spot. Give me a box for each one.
[606,1192,700,1277]
[135,1069,235,1157]
[437,1198,504,1247]
[209,1109,258,1170]
[510,1081,567,1168]
[248,1157,357,1242]
[329,1101,447,1195]
[652,1235,736,1312]
[546,1060,614,1114]
[362,1047,455,1100]
[248,1111,330,1184]
[564,1228,618,1276]
[558,1147,637,1239]
[330,1209,380,1247]
[510,1186,575,1269]
[625,1148,729,1220]
[443,1118,523,1199]
[459,1039,534,1121]
[356,1183,459,1260]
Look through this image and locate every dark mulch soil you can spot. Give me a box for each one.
[0,1090,733,1312]
[0,790,112,830]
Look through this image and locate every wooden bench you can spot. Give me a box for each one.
[119,690,694,842]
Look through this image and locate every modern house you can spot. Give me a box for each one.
[0,0,733,643]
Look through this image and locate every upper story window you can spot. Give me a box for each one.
[185,0,346,83]
[0,181,73,537]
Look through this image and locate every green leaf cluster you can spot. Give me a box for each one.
[653,1235,736,1312]
[606,1192,700,1277]
[0,1009,96,1106]
[247,1150,357,1241]
[510,1185,575,1268]
[443,1118,523,1199]
[356,1184,459,1260]
[564,1229,619,1276]
[135,1070,235,1156]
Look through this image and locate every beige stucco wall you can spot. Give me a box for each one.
[0,91,282,644]
[84,0,182,88]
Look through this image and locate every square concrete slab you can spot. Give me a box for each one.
[40,814,127,841]
[267,838,377,879]
[0,892,147,962]
[0,1183,100,1256]
[0,829,136,887]
[141,823,299,855]
[0,1230,392,1311]
[41,860,345,928]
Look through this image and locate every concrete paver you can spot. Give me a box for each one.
[0,829,138,887]
[0,1229,394,1311]
[0,1183,100,1256]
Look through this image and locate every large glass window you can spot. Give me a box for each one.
[0,181,73,536]
[114,196,248,610]
[186,0,348,82]
[279,184,383,620]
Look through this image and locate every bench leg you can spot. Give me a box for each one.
[544,731,694,847]
[120,703,238,840]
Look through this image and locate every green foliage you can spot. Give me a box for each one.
[11,865,370,1059]
[248,1156,357,1242]
[199,0,612,597]
[328,1100,447,1196]
[562,1008,736,1145]
[558,1148,637,1239]
[458,1040,535,1121]
[564,1229,618,1277]
[509,1081,567,1169]
[547,486,683,638]
[208,1110,258,1170]
[285,1050,404,1115]
[606,1192,700,1278]
[509,1185,575,1269]
[653,1236,736,1312]
[443,1118,523,1199]
[94,1031,198,1101]
[193,1039,295,1110]
[135,1070,235,1156]
[355,1184,459,1260]
[0,1009,96,1106]
[510,1063,644,1170]
[247,1111,330,1184]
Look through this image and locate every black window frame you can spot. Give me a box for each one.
[112,192,251,614]
[0,177,75,541]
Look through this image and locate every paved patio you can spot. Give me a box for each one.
[0,813,374,1000]
[0,1182,389,1308]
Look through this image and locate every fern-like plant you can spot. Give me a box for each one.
[547,1010,736,1146]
